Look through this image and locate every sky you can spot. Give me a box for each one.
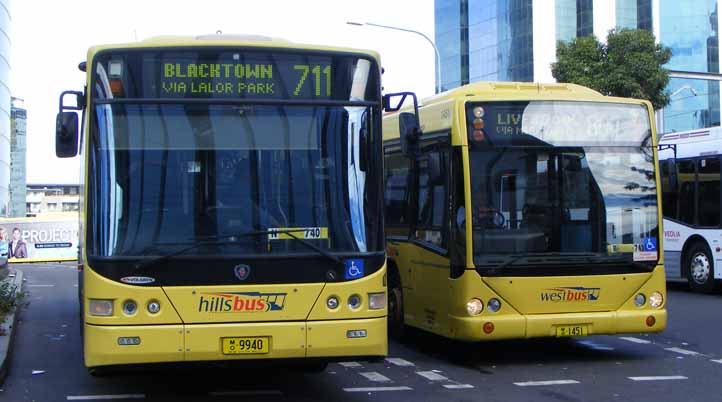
[10,0,435,184]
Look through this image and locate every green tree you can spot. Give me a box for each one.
[551,29,672,110]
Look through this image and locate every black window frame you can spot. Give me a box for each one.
[660,155,722,229]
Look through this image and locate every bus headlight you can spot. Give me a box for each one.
[348,294,362,310]
[466,298,484,316]
[368,292,386,310]
[649,292,664,308]
[634,293,646,307]
[122,300,137,315]
[147,300,161,314]
[89,299,114,316]
[487,298,501,313]
[327,296,340,310]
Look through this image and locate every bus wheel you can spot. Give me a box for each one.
[87,367,110,377]
[388,287,406,340]
[687,242,716,293]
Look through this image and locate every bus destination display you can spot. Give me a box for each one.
[93,50,377,101]
[161,60,331,98]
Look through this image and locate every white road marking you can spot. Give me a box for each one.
[66,395,145,400]
[665,347,700,356]
[27,284,55,287]
[577,340,615,351]
[443,384,475,389]
[514,380,580,387]
[710,359,722,364]
[416,371,448,381]
[385,357,415,367]
[343,386,412,392]
[339,361,362,368]
[208,390,282,396]
[620,337,651,344]
[628,376,688,381]
[360,371,392,382]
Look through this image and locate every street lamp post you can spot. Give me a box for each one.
[347,21,442,94]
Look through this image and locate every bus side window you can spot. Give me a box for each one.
[415,151,448,251]
[698,157,721,228]
[660,159,678,220]
[676,159,696,225]
[385,151,412,238]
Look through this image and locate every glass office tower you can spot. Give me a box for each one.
[661,0,719,132]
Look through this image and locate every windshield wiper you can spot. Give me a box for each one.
[481,255,528,275]
[134,228,343,272]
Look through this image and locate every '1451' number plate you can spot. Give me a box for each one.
[555,325,588,337]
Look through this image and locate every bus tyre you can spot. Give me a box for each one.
[87,367,109,377]
[388,287,406,340]
[687,242,716,293]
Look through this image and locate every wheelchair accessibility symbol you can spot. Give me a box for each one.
[643,237,657,252]
[345,259,365,280]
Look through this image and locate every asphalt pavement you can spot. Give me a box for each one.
[1,263,720,402]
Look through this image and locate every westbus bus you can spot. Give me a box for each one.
[382,82,666,341]
[659,127,722,293]
[55,35,387,373]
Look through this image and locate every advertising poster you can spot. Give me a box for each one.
[0,214,79,263]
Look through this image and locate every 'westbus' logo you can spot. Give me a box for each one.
[198,292,287,313]
[541,287,600,302]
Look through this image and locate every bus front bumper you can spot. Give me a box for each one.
[449,309,667,341]
[84,317,387,368]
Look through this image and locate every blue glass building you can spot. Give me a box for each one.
[660,0,720,132]
[434,0,721,133]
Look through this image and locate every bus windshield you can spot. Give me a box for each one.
[465,101,659,267]
[88,50,382,260]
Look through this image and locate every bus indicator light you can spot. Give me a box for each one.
[89,299,113,316]
[483,322,494,334]
[368,292,386,310]
[646,315,656,327]
[473,130,485,142]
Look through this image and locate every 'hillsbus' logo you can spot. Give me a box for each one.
[198,292,287,313]
[541,287,600,302]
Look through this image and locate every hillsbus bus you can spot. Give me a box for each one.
[382,82,666,341]
[55,35,387,373]
[659,127,722,293]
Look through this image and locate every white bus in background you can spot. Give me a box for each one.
[659,127,722,293]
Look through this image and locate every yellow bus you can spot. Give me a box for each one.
[55,35,387,373]
[382,82,666,341]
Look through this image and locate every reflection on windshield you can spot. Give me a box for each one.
[89,104,381,257]
[468,147,658,263]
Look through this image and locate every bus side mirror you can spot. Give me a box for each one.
[56,90,85,158]
[383,91,422,156]
[56,112,79,158]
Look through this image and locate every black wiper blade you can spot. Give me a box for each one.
[483,255,527,275]
[280,230,343,267]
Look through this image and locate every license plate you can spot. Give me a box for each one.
[221,337,270,354]
[555,325,588,337]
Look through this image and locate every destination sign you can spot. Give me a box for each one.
[467,101,650,147]
[93,50,378,101]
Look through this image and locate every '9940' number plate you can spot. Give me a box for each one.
[222,337,270,354]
